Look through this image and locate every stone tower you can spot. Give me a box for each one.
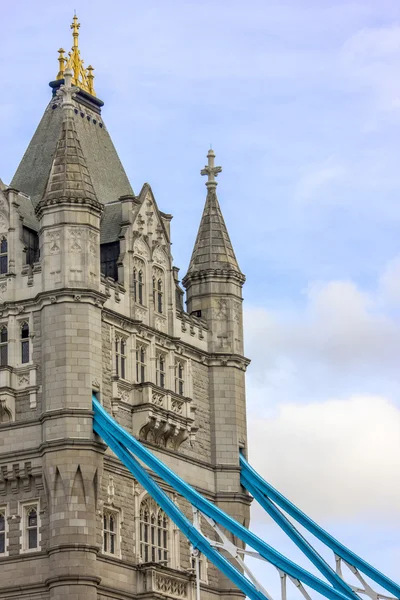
[0,17,250,600]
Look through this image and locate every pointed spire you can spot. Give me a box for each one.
[36,70,101,216]
[185,149,243,279]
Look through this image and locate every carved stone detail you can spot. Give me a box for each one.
[69,228,84,252]
[155,575,187,598]
[47,230,61,254]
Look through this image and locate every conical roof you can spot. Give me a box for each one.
[40,106,98,205]
[11,86,133,229]
[186,185,242,275]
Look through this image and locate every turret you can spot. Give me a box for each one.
[183,150,250,600]
[183,149,245,356]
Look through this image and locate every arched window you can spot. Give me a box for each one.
[136,345,146,383]
[0,509,5,554]
[0,325,8,367]
[21,322,30,364]
[0,238,7,275]
[26,506,38,550]
[140,498,168,564]
[103,509,119,555]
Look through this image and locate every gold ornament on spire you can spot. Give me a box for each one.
[55,15,96,96]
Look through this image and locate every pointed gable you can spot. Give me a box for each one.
[186,185,241,275]
[132,184,171,253]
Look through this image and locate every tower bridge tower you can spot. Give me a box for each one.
[0,17,250,600]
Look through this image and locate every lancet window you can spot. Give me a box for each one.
[103,509,119,555]
[23,504,39,551]
[152,267,164,314]
[139,497,168,564]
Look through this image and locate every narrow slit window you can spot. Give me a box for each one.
[138,270,144,305]
[26,506,38,550]
[0,326,8,367]
[156,355,165,389]
[0,510,5,554]
[136,345,146,384]
[21,322,30,364]
[157,279,163,314]
[0,238,7,275]
[175,361,184,396]
[115,337,127,379]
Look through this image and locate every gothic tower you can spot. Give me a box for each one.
[0,17,250,600]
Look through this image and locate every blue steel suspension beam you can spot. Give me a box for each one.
[93,396,356,600]
[239,454,400,599]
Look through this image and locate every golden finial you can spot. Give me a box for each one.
[56,48,66,80]
[55,15,96,96]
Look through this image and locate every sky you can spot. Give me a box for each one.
[1,0,400,597]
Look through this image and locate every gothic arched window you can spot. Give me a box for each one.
[21,322,30,364]
[26,506,38,550]
[139,498,168,564]
[0,237,7,275]
[103,509,119,555]
[0,325,8,367]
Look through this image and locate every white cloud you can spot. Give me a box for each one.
[248,395,400,520]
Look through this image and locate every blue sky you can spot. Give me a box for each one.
[2,0,399,596]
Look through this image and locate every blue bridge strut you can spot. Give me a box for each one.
[92,396,400,600]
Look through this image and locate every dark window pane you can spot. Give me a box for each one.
[158,292,162,313]
[0,239,7,254]
[0,514,4,531]
[28,510,37,527]
[23,227,39,266]
[21,323,29,339]
[0,256,7,275]
[104,531,108,552]
[0,345,7,366]
[160,372,165,388]
[0,327,7,343]
[121,357,126,379]
[22,340,29,364]
[28,528,37,549]
[100,242,120,282]
[0,532,5,553]
[110,533,115,554]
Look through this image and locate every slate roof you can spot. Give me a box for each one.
[186,186,242,275]
[11,87,134,239]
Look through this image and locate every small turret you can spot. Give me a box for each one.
[183,148,245,355]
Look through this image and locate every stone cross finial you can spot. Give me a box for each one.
[201,148,222,187]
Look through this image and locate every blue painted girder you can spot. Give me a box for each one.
[92,396,358,600]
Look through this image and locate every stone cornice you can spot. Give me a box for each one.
[182,268,246,287]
